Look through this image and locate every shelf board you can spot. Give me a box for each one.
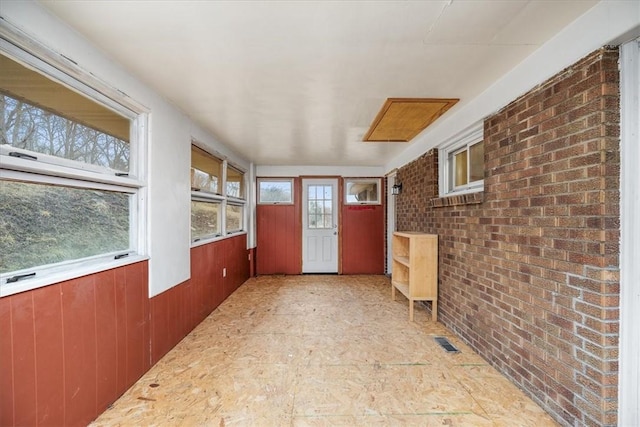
[393,255,410,267]
[391,280,410,299]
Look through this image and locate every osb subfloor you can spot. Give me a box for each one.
[92,275,558,426]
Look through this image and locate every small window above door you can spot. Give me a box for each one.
[258,178,294,204]
[345,178,381,205]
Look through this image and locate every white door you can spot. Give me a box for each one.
[302,178,338,273]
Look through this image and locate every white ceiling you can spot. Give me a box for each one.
[40,0,597,167]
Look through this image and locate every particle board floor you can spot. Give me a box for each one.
[91,275,558,427]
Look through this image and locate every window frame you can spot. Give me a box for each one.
[190,141,246,246]
[0,30,149,297]
[344,178,382,205]
[191,145,223,195]
[225,201,245,235]
[225,163,246,201]
[190,196,223,242]
[257,178,295,205]
[438,123,484,197]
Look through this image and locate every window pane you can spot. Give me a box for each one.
[306,185,332,230]
[323,200,332,216]
[191,200,220,240]
[258,179,293,203]
[226,204,243,233]
[308,201,316,228]
[345,179,380,203]
[191,145,221,194]
[454,150,468,187]
[0,180,130,274]
[1,53,131,171]
[309,185,318,200]
[226,165,244,199]
[469,141,484,182]
[323,185,332,199]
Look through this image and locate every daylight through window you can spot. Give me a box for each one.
[0,49,145,295]
[258,178,294,204]
[345,178,381,204]
[190,143,246,243]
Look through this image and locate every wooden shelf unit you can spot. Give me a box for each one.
[391,231,438,322]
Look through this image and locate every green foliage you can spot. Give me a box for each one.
[0,181,129,273]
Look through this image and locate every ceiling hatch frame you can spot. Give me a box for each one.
[363,97,459,142]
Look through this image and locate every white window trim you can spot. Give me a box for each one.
[257,178,295,205]
[190,197,224,243]
[189,142,247,246]
[192,190,225,202]
[344,178,382,205]
[225,162,247,201]
[0,22,149,297]
[225,200,246,235]
[619,37,640,427]
[438,122,484,197]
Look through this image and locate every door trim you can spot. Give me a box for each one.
[301,178,339,273]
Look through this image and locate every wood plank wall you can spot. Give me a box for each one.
[341,203,385,274]
[0,234,249,427]
[256,178,302,275]
[256,177,385,275]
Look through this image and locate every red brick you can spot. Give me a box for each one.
[395,47,619,427]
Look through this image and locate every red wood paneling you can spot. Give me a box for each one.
[150,235,249,364]
[94,270,118,414]
[32,285,65,426]
[61,275,98,425]
[227,234,249,292]
[113,268,129,394]
[149,289,168,365]
[341,204,385,274]
[9,291,37,427]
[220,238,233,299]
[0,296,15,426]
[2,235,250,427]
[256,178,302,275]
[249,247,256,277]
[1,261,150,427]
[209,242,224,311]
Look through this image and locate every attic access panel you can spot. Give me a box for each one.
[363,98,458,142]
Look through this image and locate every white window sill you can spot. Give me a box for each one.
[439,185,484,198]
[190,231,247,248]
[0,254,149,298]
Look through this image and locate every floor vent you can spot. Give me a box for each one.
[434,336,459,353]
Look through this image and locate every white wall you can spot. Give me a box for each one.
[0,1,251,297]
[257,165,385,177]
[384,0,640,173]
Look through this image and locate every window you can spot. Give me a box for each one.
[0,44,146,297]
[439,123,484,196]
[450,140,484,189]
[191,200,221,241]
[225,203,244,233]
[307,185,333,229]
[226,164,244,199]
[258,178,294,204]
[191,145,222,194]
[190,143,246,243]
[345,178,381,204]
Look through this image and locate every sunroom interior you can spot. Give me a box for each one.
[0,1,639,426]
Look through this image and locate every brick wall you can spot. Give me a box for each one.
[396,47,620,426]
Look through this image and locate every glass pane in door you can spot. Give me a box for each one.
[307,184,332,229]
